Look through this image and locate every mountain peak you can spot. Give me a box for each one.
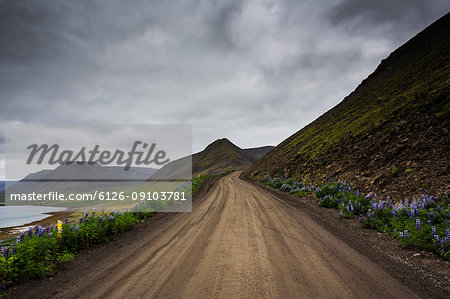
[151,138,273,179]
[206,138,234,148]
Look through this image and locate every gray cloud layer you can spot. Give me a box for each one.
[0,0,449,159]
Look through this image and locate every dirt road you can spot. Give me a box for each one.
[12,172,419,298]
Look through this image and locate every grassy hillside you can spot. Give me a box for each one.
[247,13,450,199]
[151,138,269,180]
[192,138,258,175]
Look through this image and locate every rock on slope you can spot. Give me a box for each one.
[246,12,450,199]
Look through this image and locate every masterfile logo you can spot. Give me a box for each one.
[26,141,170,171]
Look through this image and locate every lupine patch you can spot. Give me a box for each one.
[261,175,314,196]
[262,175,450,261]
[0,211,151,290]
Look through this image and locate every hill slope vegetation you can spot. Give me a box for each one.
[151,138,273,180]
[247,13,450,199]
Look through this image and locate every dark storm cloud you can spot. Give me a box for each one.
[0,0,448,178]
[206,0,244,49]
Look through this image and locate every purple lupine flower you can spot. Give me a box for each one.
[404,230,409,239]
[432,226,436,236]
[79,217,83,224]
[416,219,421,230]
[3,246,9,257]
[109,216,115,222]
[99,216,103,223]
[359,215,364,224]
[28,227,33,237]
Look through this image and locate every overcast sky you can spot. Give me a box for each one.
[0,0,449,162]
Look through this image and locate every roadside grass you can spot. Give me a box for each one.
[261,175,450,261]
[192,169,237,193]
[0,210,152,293]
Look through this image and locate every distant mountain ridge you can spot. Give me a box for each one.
[150,138,273,180]
[6,139,273,196]
[243,146,274,160]
[192,138,261,174]
[246,12,450,199]
[6,163,157,194]
[19,163,157,181]
[0,181,5,197]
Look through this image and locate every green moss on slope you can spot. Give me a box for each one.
[246,12,450,198]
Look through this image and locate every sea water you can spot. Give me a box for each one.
[0,206,66,228]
